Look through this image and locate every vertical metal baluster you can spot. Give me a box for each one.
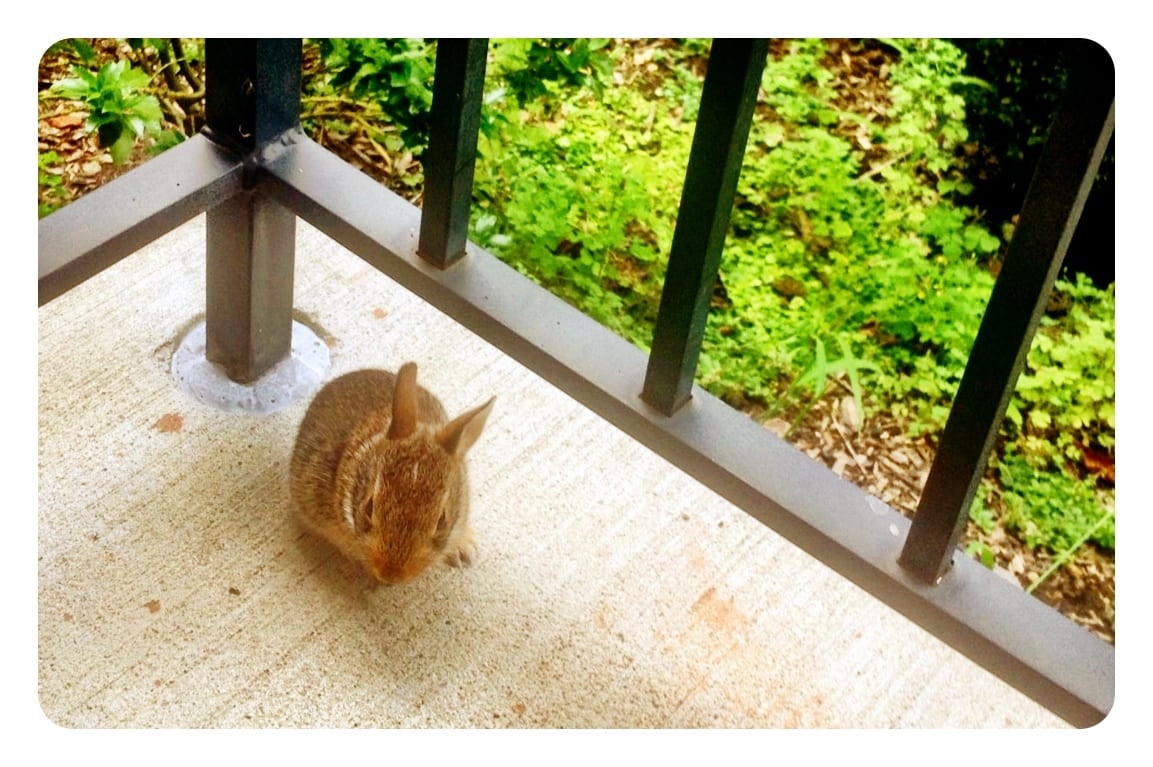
[641,38,768,416]
[419,38,489,269]
[203,38,301,383]
[899,41,1115,583]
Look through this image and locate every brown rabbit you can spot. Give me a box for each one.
[289,362,494,584]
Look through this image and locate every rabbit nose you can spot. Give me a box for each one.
[370,554,421,584]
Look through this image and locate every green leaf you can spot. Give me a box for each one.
[51,73,94,99]
[798,338,829,398]
[965,540,996,569]
[1005,401,1022,430]
[107,130,136,164]
[69,38,97,63]
[1027,408,1052,431]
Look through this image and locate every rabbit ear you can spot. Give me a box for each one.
[388,362,419,440]
[437,397,495,457]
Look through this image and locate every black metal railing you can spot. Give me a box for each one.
[37,38,1116,726]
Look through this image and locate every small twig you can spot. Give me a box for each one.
[874,450,923,489]
[829,374,855,397]
[856,150,912,182]
[158,96,186,127]
[172,91,206,105]
[302,102,388,127]
[302,94,384,111]
[830,419,869,474]
[169,38,203,93]
[155,40,183,96]
[359,130,392,168]
[348,142,379,168]
[38,92,80,103]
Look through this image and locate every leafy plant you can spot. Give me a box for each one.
[471,43,697,343]
[489,38,614,108]
[63,38,98,64]
[1003,273,1115,471]
[965,539,997,570]
[875,38,992,181]
[793,337,878,429]
[966,273,1116,567]
[994,449,1113,553]
[311,38,436,153]
[696,39,1005,430]
[50,59,164,163]
[125,38,205,137]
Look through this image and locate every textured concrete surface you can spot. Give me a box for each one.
[37,215,1068,728]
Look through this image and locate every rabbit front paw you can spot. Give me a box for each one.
[444,526,477,568]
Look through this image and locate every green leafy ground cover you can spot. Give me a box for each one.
[38,38,1115,640]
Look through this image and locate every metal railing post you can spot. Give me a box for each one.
[898,40,1115,583]
[641,39,767,415]
[418,38,489,269]
[202,38,302,383]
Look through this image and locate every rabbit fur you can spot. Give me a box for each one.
[289,362,494,584]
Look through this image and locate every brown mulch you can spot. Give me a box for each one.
[38,38,1115,646]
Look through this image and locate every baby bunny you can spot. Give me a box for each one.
[289,362,494,584]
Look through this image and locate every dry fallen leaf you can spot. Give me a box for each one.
[1081,446,1115,484]
[763,417,790,437]
[48,113,86,129]
[838,395,861,433]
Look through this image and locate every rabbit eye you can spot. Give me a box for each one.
[354,494,374,534]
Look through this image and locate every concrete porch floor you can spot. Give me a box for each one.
[37,214,1067,728]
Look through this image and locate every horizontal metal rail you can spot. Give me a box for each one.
[36,38,1115,726]
[38,134,244,306]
